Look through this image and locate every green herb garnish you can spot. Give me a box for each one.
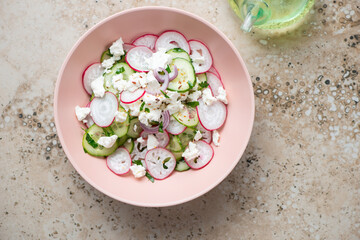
[145,108,150,113]
[158,121,164,133]
[199,81,209,88]
[139,102,145,111]
[163,157,171,169]
[116,67,125,74]
[133,160,143,166]
[160,90,170,98]
[146,172,155,183]
[166,65,171,73]
[186,101,199,108]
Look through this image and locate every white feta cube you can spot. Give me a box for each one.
[75,106,90,121]
[182,142,200,160]
[130,164,146,178]
[97,135,118,148]
[202,88,217,105]
[216,87,228,104]
[91,75,105,98]
[212,130,220,147]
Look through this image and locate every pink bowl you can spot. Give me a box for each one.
[54,6,254,207]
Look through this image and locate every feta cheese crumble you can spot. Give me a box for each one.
[130,164,146,178]
[194,130,203,141]
[145,48,172,70]
[202,88,217,105]
[91,76,105,97]
[212,130,220,147]
[147,134,159,150]
[114,111,127,123]
[182,142,200,160]
[216,87,228,104]
[97,135,118,148]
[187,90,202,102]
[102,58,115,69]
[137,137,145,143]
[109,37,125,57]
[75,106,90,121]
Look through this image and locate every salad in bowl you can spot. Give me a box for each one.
[75,30,228,182]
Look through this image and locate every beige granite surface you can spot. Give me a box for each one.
[1,0,360,239]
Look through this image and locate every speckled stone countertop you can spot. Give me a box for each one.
[1,0,359,239]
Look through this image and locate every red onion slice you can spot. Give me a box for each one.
[168,65,178,81]
[139,110,170,133]
[153,67,169,83]
[146,74,170,95]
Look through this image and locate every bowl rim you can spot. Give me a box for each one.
[54,6,255,207]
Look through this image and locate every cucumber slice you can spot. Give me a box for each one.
[103,116,130,138]
[167,134,182,152]
[172,150,184,161]
[166,48,191,61]
[104,62,135,93]
[175,159,190,172]
[100,49,112,63]
[196,73,208,90]
[117,135,128,146]
[127,118,143,138]
[178,128,196,150]
[173,106,199,127]
[123,138,134,154]
[82,125,119,157]
[103,107,129,138]
[167,58,196,93]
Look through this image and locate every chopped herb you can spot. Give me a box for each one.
[145,108,150,113]
[163,157,171,169]
[199,81,209,88]
[188,80,194,89]
[86,134,98,148]
[139,102,145,111]
[146,172,155,183]
[160,90,170,98]
[133,160,143,166]
[166,65,171,73]
[116,67,125,74]
[186,101,199,108]
[158,121,164,133]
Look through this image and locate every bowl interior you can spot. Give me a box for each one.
[55,7,254,207]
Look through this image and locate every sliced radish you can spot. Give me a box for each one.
[155,30,190,53]
[184,140,214,170]
[131,141,148,161]
[132,34,158,50]
[141,131,170,148]
[125,46,153,72]
[123,43,135,52]
[188,40,213,74]
[107,148,132,175]
[82,63,104,95]
[208,66,220,79]
[197,124,212,144]
[197,98,227,131]
[166,116,186,135]
[206,72,224,97]
[90,92,118,127]
[145,148,176,180]
[120,89,145,104]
